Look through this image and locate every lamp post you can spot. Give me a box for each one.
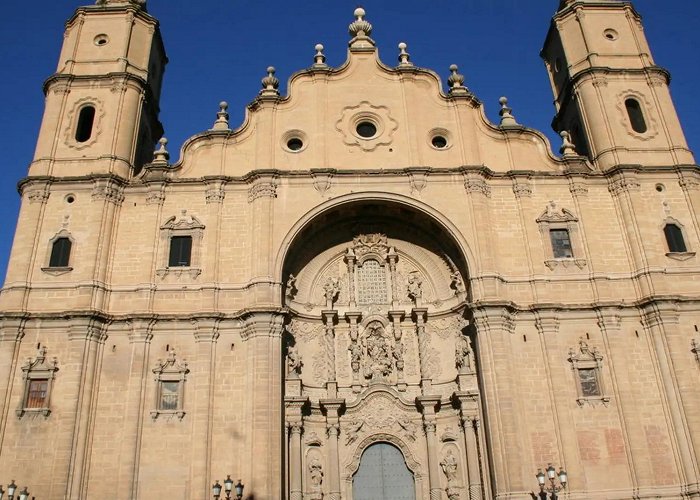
[212,475,244,500]
[0,481,30,500]
[531,464,567,500]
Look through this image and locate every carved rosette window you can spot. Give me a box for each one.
[156,210,205,280]
[17,346,59,418]
[151,350,189,420]
[568,338,609,406]
[536,201,587,271]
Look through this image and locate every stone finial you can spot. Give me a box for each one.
[560,130,578,157]
[498,97,518,126]
[313,43,327,68]
[349,7,373,38]
[447,64,467,94]
[260,66,280,96]
[96,0,146,8]
[152,137,169,165]
[397,42,413,67]
[211,101,230,131]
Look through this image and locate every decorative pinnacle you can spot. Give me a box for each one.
[260,66,280,96]
[152,137,169,164]
[211,101,230,131]
[559,131,578,157]
[96,0,147,8]
[499,96,518,126]
[397,42,412,67]
[349,7,373,38]
[447,64,467,94]
[313,43,327,67]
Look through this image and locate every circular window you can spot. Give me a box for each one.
[65,194,76,204]
[431,136,448,149]
[356,121,377,138]
[603,29,618,41]
[656,183,665,193]
[94,34,109,46]
[287,138,303,151]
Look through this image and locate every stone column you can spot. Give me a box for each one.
[117,319,154,500]
[389,310,406,391]
[323,311,338,397]
[320,399,344,500]
[345,249,357,309]
[345,312,362,392]
[189,319,220,500]
[287,421,303,500]
[535,310,584,492]
[247,177,277,304]
[454,391,483,500]
[0,319,25,452]
[242,311,285,499]
[387,247,399,308]
[418,396,442,500]
[413,308,430,392]
[642,305,700,488]
[471,306,524,495]
[66,319,108,500]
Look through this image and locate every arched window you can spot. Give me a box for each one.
[664,224,687,253]
[625,98,647,133]
[49,237,72,267]
[75,105,96,143]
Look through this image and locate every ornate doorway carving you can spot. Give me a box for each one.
[282,202,489,499]
[353,443,415,500]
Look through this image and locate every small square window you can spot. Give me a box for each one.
[550,229,573,258]
[578,368,600,397]
[159,381,180,411]
[27,379,49,408]
[49,237,72,267]
[168,236,192,267]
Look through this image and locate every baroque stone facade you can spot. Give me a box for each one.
[1,1,700,499]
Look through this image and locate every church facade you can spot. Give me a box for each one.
[1,1,699,499]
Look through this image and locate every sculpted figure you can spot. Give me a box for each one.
[323,277,340,307]
[309,457,324,491]
[285,273,297,299]
[286,345,302,377]
[455,335,472,373]
[440,449,459,484]
[345,420,364,445]
[407,273,423,304]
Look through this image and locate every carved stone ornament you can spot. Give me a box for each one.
[568,338,610,406]
[247,182,277,202]
[91,179,125,205]
[335,101,398,152]
[608,177,641,196]
[308,456,324,498]
[151,349,189,420]
[17,346,59,418]
[440,449,460,485]
[160,211,204,232]
[536,201,577,224]
[463,176,491,197]
[353,233,390,260]
[286,344,303,379]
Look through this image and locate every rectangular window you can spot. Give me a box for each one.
[578,368,600,397]
[27,379,49,408]
[550,229,573,258]
[168,236,192,267]
[49,237,72,267]
[159,381,180,410]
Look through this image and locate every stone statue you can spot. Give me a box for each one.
[455,335,472,373]
[285,273,297,299]
[393,340,405,372]
[345,420,364,445]
[308,457,324,496]
[323,277,340,307]
[363,323,392,380]
[450,270,466,294]
[348,341,362,374]
[287,345,302,378]
[440,450,459,484]
[407,273,423,305]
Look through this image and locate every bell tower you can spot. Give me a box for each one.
[31,0,166,179]
[541,0,695,169]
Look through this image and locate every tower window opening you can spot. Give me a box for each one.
[664,224,687,253]
[49,237,72,268]
[625,98,647,133]
[75,105,96,143]
[550,229,573,259]
[168,236,193,267]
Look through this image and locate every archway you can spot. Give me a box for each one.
[353,442,415,500]
[281,199,487,499]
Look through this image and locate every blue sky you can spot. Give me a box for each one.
[0,1,698,282]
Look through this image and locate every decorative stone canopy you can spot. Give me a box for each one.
[95,0,146,7]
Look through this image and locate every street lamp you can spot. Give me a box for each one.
[531,464,567,500]
[0,481,30,500]
[213,475,244,500]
